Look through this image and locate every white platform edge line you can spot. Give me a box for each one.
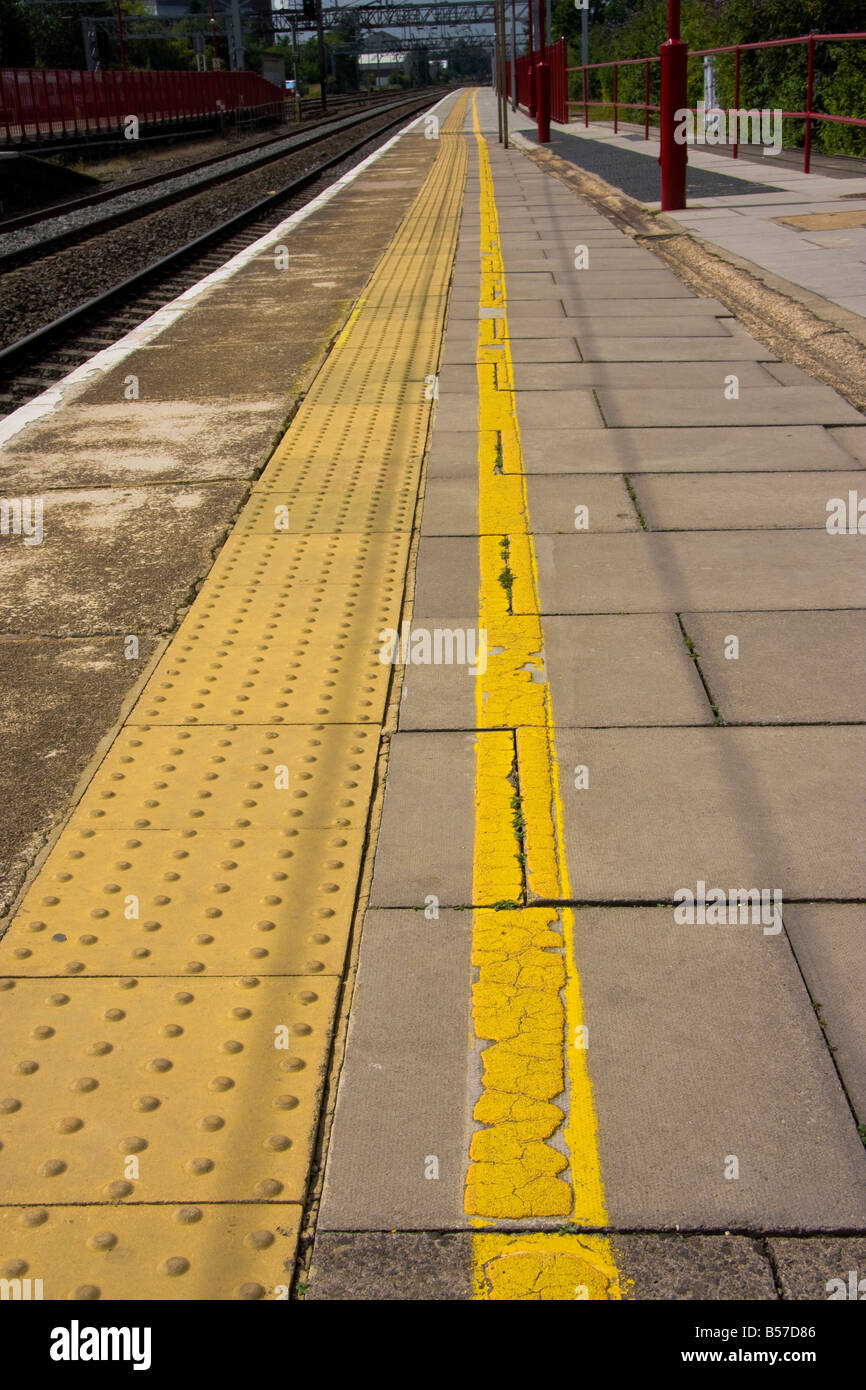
[0,90,457,449]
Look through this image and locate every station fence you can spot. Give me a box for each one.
[1,68,285,145]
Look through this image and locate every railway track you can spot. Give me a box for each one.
[0,90,442,416]
[0,91,438,262]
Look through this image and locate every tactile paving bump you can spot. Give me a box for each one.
[73,725,378,832]
[2,827,363,977]
[0,1203,301,1300]
[135,623,396,725]
[260,403,430,483]
[199,530,411,592]
[236,486,417,535]
[0,976,336,1204]
[0,726,373,976]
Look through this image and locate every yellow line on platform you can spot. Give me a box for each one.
[466,93,623,1300]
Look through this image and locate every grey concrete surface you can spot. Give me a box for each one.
[549,727,865,901]
[783,904,866,1123]
[429,426,858,478]
[573,908,866,1230]
[532,533,866,613]
[596,386,861,428]
[0,483,246,635]
[768,1238,866,1300]
[543,615,713,726]
[308,1231,473,1300]
[369,732,477,907]
[514,362,777,390]
[631,471,866,530]
[680,611,866,723]
[318,909,472,1230]
[613,1235,778,1300]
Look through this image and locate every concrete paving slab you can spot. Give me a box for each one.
[631,471,866,530]
[369,732,477,908]
[680,611,866,724]
[308,1231,473,1299]
[420,477,479,534]
[440,336,581,367]
[543,615,712,726]
[504,274,690,300]
[425,432,481,479]
[398,616,478,730]
[524,476,639,532]
[830,426,866,463]
[557,283,699,305]
[532,533,866,613]
[412,536,479,616]
[573,908,866,1230]
[431,392,478,431]
[573,317,731,338]
[512,390,604,429]
[514,362,777,391]
[317,909,472,1231]
[612,1235,778,1300]
[547,728,866,900]
[545,250,668,273]
[783,904,866,1123]
[597,386,862,428]
[768,1238,866,1300]
[576,331,776,362]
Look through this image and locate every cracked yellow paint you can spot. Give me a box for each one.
[466,93,622,1297]
[473,1233,625,1301]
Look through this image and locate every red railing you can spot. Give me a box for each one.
[1,68,285,144]
[565,31,866,173]
[510,38,568,124]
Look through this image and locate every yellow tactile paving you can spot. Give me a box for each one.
[235,488,417,535]
[465,95,622,1298]
[0,976,337,1203]
[0,1204,301,1301]
[0,92,469,1297]
[133,535,411,724]
[4,828,364,978]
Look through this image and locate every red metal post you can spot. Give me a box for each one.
[804,34,814,173]
[732,45,740,158]
[644,58,650,139]
[659,0,688,210]
[114,0,128,72]
[536,59,550,143]
[613,60,618,132]
[527,0,536,117]
[11,70,26,141]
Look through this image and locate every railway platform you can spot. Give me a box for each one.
[0,85,865,1305]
